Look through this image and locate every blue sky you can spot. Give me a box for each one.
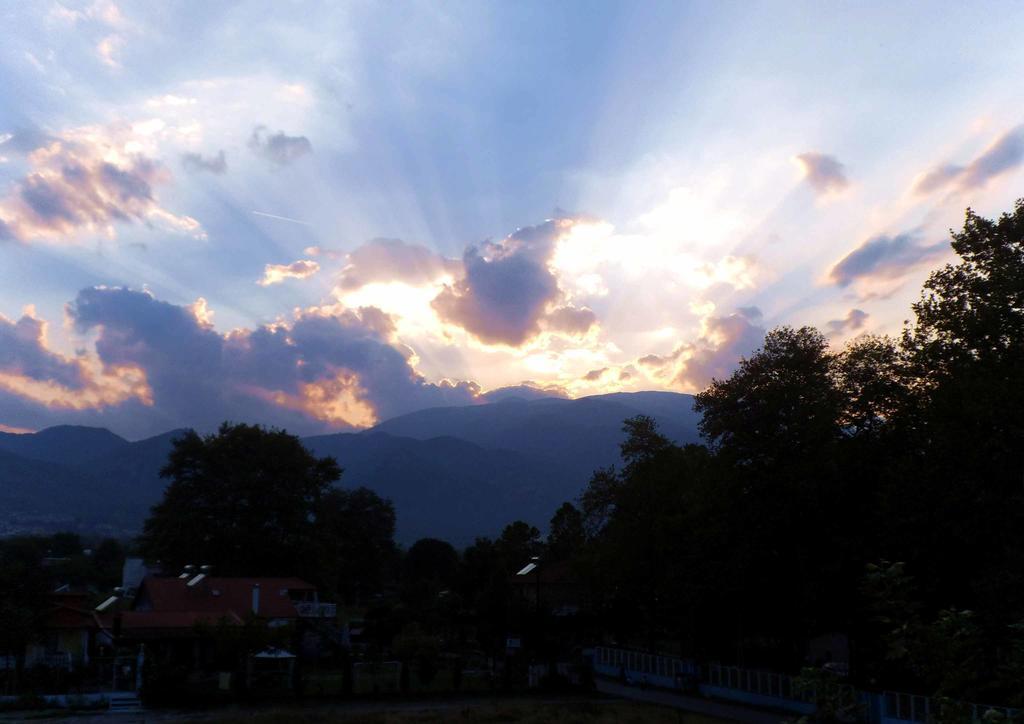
[2,1,1024,438]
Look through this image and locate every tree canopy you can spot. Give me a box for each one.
[137,422,398,603]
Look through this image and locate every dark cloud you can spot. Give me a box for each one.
[826,308,869,335]
[914,125,1024,195]
[181,150,227,175]
[0,314,86,390]
[0,308,151,418]
[583,367,608,381]
[248,126,312,165]
[796,152,849,195]
[432,218,578,346]
[338,238,459,290]
[59,287,479,435]
[829,231,947,287]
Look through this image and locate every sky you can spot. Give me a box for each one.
[2,1,1024,439]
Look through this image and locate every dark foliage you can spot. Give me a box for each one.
[571,201,1024,702]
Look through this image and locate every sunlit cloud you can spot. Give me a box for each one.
[4,3,1024,434]
[0,423,35,434]
[258,259,321,286]
[0,124,203,243]
[0,286,481,434]
[0,307,152,410]
[338,238,459,290]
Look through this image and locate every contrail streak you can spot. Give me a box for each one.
[251,210,312,226]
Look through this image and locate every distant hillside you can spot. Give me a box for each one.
[0,391,700,543]
[302,432,561,544]
[0,425,129,467]
[371,391,700,470]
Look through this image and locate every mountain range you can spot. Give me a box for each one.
[0,391,700,545]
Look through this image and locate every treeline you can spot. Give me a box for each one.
[562,201,1024,703]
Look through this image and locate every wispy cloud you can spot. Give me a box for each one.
[828,231,947,287]
[796,152,849,196]
[181,150,227,175]
[248,126,312,165]
[826,308,869,335]
[914,125,1024,194]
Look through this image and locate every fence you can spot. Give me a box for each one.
[591,647,1020,723]
[878,690,1020,724]
[703,663,816,714]
[593,646,699,690]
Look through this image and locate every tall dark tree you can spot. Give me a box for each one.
[695,326,843,469]
[315,487,398,603]
[138,423,341,578]
[834,334,912,440]
[546,502,585,561]
[891,202,1024,662]
[0,538,50,662]
[495,521,544,573]
[404,538,460,590]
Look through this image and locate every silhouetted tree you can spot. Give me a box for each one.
[315,487,398,603]
[0,537,50,680]
[547,503,585,561]
[695,326,843,469]
[138,423,340,579]
[495,521,544,572]
[405,538,460,590]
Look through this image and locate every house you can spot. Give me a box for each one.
[24,590,113,670]
[117,574,334,640]
[512,559,582,615]
[101,574,339,694]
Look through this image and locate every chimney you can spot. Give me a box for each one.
[252,583,260,615]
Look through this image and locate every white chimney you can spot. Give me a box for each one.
[251,583,260,615]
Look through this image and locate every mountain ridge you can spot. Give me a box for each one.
[0,391,700,543]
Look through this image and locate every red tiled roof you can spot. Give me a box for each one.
[120,610,244,632]
[134,576,313,622]
[42,603,107,631]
